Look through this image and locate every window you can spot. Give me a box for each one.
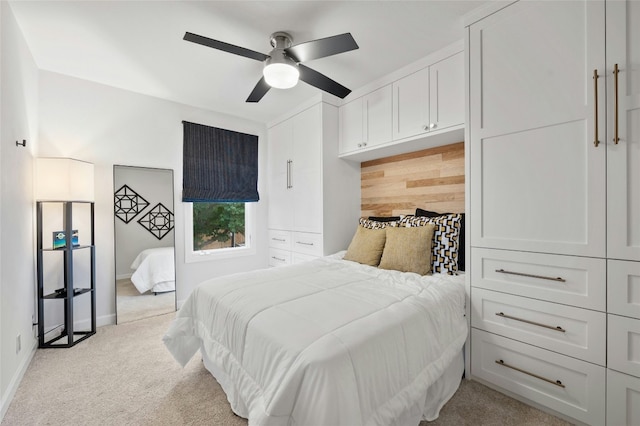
[182,121,259,263]
[184,202,255,262]
[193,202,245,250]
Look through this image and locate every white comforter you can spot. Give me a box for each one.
[163,254,467,426]
[130,247,175,293]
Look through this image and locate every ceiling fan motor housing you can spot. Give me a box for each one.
[270,32,293,49]
[266,32,298,69]
[264,32,299,89]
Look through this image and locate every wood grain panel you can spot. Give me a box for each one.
[361,141,464,217]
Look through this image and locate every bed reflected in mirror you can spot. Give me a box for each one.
[114,165,176,323]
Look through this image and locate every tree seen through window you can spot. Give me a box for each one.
[192,202,245,251]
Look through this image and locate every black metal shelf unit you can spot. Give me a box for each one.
[37,201,96,348]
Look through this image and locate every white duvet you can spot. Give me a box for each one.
[130,247,175,293]
[163,254,467,426]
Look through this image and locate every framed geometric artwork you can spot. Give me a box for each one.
[114,184,149,223]
[137,202,175,240]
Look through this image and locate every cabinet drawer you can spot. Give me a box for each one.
[471,329,605,426]
[268,230,292,250]
[608,314,640,378]
[608,259,640,319]
[292,232,323,256]
[607,369,640,426]
[268,248,291,267]
[471,248,606,311]
[471,288,605,365]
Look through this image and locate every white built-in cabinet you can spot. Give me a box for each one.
[339,86,392,154]
[392,51,464,141]
[339,50,464,161]
[268,103,322,234]
[607,0,640,262]
[267,101,360,267]
[468,1,640,424]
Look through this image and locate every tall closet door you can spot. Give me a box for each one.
[607,0,640,261]
[268,120,293,231]
[292,104,322,234]
[469,0,606,257]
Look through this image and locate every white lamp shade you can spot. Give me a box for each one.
[263,63,299,89]
[35,158,95,201]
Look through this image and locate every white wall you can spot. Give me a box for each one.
[0,1,39,419]
[37,71,269,325]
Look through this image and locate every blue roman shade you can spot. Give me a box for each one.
[182,121,259,202]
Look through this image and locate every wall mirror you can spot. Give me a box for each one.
[113,165,176,323]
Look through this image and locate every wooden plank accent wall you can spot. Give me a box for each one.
[361,141,465,217]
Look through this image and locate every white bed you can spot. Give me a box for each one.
[163,252,467,425]
[130,247,175,294]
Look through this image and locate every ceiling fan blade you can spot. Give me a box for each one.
[184,32,269,62]
[246,77,271,103]
[286,33,358,63]
[298,64,351,99]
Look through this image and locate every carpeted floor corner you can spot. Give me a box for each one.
[1,313,571,426]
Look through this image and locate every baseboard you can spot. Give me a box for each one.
[116,273,132,280]
[177,298,186,310]
[97,313,116,327]
[0,339,37,422]
[72,313,115,329]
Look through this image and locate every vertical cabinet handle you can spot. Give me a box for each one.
[289,160,293,189]
[593,69,600,147]
[613,63,620,145]
[286,160,292,189]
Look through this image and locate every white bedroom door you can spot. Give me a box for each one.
[607,0,640,262]
[469,0,606,257]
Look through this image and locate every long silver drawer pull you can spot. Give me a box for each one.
[296,241,314,246]
[495,312,566,333]
[495,269,566,282]
[271,238,286,242]
[271,256,285,262]
[495,359,565,388]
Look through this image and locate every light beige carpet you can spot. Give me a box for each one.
[2,313,571,426]
[116,278,175,324]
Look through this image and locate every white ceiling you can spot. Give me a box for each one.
[8,1,487,124]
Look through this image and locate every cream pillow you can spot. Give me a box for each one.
[343,225,387,266]
[378,224,436,275]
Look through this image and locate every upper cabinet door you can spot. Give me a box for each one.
[363,85,392,148]
[339,98,363,154]
[607,0,640,261]
[429,52,464,132]
[469,0,606,257]
[392,68,429,141]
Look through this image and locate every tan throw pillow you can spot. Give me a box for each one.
[378,224,436,275]
[343,225,387,266]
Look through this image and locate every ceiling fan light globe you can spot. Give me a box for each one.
[263,63,299,89]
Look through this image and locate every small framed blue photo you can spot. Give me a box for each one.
[52,230,79,249]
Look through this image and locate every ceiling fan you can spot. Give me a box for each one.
[183,31,359,103]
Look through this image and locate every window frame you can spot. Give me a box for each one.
[183,201,256,263]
